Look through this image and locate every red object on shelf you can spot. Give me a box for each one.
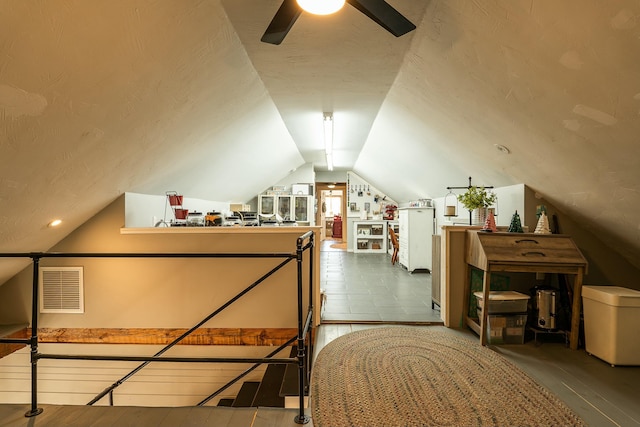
[174,209,189,220]
[332,215,342,238]
[384,204,398,220]
[168,194,183,206]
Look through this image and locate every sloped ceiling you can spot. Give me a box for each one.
[1,0,639,285]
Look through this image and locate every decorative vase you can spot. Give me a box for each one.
[472,208,487,225]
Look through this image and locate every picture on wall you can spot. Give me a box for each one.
[350,202,358,212]
[365,202,370,212]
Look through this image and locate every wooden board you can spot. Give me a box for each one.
[33,327,299,346]
[0,326,28,358]
[467,232,587,270]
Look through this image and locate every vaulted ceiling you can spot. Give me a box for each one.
[1,0,639,284]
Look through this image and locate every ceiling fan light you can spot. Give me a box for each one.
[297,0,345,15]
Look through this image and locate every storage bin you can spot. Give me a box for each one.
[474,291,530,313]
[480,312,527,344]
[174,208,189,220]
[582,285,640,366]
[168,194,183,206]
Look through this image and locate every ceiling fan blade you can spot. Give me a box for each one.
[347,0,416,37]
[261,0,303,45]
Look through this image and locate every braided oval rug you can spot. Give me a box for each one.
[310,327,585,427]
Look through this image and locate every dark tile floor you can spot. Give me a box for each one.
[319,239,443,323]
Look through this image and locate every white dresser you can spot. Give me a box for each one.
[398,207,435,272]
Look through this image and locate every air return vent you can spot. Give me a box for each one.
[39,267,84,313]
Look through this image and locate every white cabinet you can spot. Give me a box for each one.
[277,195,292,219]
[353,221,387,253]
[259,195,314,225]
[259,195,276,217]
[292,195,313,223]
[398,208,434,272]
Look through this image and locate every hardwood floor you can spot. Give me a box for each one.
[0,404,311,427]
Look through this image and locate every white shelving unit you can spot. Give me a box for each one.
[353,221,387,253]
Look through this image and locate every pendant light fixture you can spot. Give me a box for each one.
[443,191,458,217]
[297,0,345,15]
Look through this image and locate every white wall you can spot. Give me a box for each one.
[273,162,316,191]
[124,192,231,227]
[433,184,526,234]
[315,170,348,183]
[346,171,397,220]
[244,162,318,212]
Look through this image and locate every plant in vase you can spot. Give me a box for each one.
[457,186,497,225]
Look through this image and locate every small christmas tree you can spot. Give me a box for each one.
[508,210,524,233]
[481,210,498,232]
[535,211,552,234]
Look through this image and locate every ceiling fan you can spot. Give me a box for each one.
[261,0,416,45]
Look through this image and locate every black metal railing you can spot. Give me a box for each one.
[0,230,314,424]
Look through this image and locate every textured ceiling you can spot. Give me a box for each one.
[1,0,639,284]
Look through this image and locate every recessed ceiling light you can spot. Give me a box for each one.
[494,144,511,154]
[48,219,62,227]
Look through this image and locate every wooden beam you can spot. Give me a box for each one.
[0,328,28,358]
[34,328,301,346]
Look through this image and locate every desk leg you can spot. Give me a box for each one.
[462,264,472,328]
[569,268,584,350]
[480,270,491,346]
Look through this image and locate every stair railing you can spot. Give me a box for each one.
[0,230,314,425]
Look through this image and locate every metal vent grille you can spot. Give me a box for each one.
[39,267,84,313]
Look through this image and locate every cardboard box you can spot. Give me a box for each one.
[230,203,250,212]
[480,312,527,344]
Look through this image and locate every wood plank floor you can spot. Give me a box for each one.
[0,405,311,427]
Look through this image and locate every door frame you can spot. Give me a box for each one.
[315,182,347,241]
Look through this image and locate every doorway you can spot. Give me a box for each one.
[314,182,441,323]
[316,183,347,243]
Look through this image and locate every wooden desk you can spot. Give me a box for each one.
[465,230,588,350]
